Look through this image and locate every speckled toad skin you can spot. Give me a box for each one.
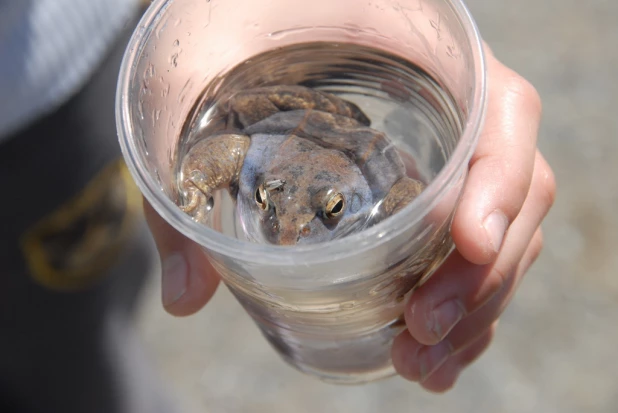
[178,85,423,245]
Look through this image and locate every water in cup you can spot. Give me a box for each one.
[173,42,462,245]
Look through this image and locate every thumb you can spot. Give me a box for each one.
[143,198,220,316]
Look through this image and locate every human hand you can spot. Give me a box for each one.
[390,45,556,392]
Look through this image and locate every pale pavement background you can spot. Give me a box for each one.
[135,1,618,412]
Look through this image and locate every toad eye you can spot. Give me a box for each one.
[255,184,269,211]
[325,193,345,219]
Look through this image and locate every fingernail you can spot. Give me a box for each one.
[429,300,465,341]
[162,253,188,307]
[419,340,453,382]
[483,210,509,253]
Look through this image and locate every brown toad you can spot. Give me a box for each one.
[178,85,424,245]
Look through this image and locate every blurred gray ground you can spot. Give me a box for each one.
[135,1,618,412]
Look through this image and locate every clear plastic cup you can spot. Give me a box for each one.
[117,0,486,384]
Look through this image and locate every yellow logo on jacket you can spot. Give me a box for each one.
[20,158,142,291]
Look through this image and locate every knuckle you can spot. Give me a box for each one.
[486,265,509,301]
[542,165,557,209]
[532,154,557,210]
[504,73,543,117]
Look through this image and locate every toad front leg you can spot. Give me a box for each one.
[179,134,250,222]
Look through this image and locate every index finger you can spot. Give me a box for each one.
[451,46,542,265]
